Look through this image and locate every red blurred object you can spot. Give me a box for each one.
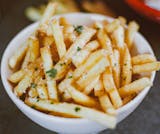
[125,0,160,23]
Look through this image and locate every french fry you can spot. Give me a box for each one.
[28,88,38,98]
[28,37,40,62]
[77,57,109,88]
[66,84,98,107]
[14,74,32,96]
[54,28,96,80]
[21,48,31,69]
[112,49,120,88]
[50,19,66,58]
[37,85,48,99]
[121,46,132,86]
[8,70,25,83]
[102,69,123,108]
[122,94,136,105]
[133,62,160,74]
[118,16,126,27]
[132,54,156,65]
[25,97,116,128]
[83,75,100,95]
[72,40,99,67]
[125,21,139,49]
[93,21,103,30]
[97,29,112,54]
[9,43,28,69]
[104,19,120,33]
[99,94,116,115]
[94,78,104,97]
[111,25,125,52]
[40,47,58,101]
[119,77,152,97]
[73,49,108,79]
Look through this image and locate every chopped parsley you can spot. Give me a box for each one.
[59,62,66,66]
[77,47,81,51]
[68,76,73,79]
[50,101,54,104]
[46,68,57,78]
[36,99,39,102]
[75,107,81,112]
[96,27,100,30]
[74,25,83,34]
[124,63,127,66]
[31,105,36,109]
[114,63,117,66]
[31,83,37,88]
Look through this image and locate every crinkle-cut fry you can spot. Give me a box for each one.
[73,49,108,79]
[8,70,25,83]
[14,74,32,96]
[28,88,38,98]
[94,78,104,97]
[121,46,132,86]
[50,19,66,58]
[132,54,156,65]
[111,25,125,52]
[97,29,112,54]
[133,62,160,74]
[28,37,40,62]
[83,75,100,95]
[77,57,109,88]
[40,47,58,101]
[37,85,48,99]
[119,77,152,97]
[54,28,96,80]
[72,40,99,67]
[99,94,116,115]
[104,19,120,33]
[125,21,139,49]
[102,69,123,108]
[25,97,116,128]
[9,43,28,69]
[122,94,136,105]
[111,49,120,88]
[40,2,57,25]
[66,84,98,107]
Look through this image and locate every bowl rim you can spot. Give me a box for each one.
[0,13,156,124]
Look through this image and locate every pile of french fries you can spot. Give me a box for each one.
[9,2,160,129]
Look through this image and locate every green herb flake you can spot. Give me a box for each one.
[77,47,81,51]
[31,105,36,109]
[59,62,66,66]
[75,107,81,112]
[114,63,117,66]
[96,27,100,30]
[50,101,54,104]
[31,83,37,88]
[46,68,57,78]
[36,99,39,102]
[74,25,83,34]
[68,76,73,79]
[124,63,127,66]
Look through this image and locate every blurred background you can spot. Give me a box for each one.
[0,0,160,134]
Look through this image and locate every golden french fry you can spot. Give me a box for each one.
[40,47,58,101]
[93,21,103,30]
[121,46,132,86]
[66,84,98,107]
[37,85,48,99]
[54,28,96,80]
[123,94,136,105]
[94,78,104,97]
[118,16,126,27]
[132,54,156,65]
[119,77,152,97]
[14,74,32,96]
[51,19,66,58]
[83,75,100,95]
[133,62,160,74]
[77,57,109,88]
[125,21,139,49]
[25,97,116,128]
[9,43,28,69]
[99,94,116,115]
[112,49,120,88]
[72,40,99,67]
[21,48,31,69]
[102,69,123,108]
[28,88,38,98]
[28,37,40,62]
[73,49,108,79]
[8,70,25,83]
[104,19,120,33]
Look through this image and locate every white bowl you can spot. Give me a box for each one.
[1,13,156,134]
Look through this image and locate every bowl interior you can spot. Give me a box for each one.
[1,13,156,124]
